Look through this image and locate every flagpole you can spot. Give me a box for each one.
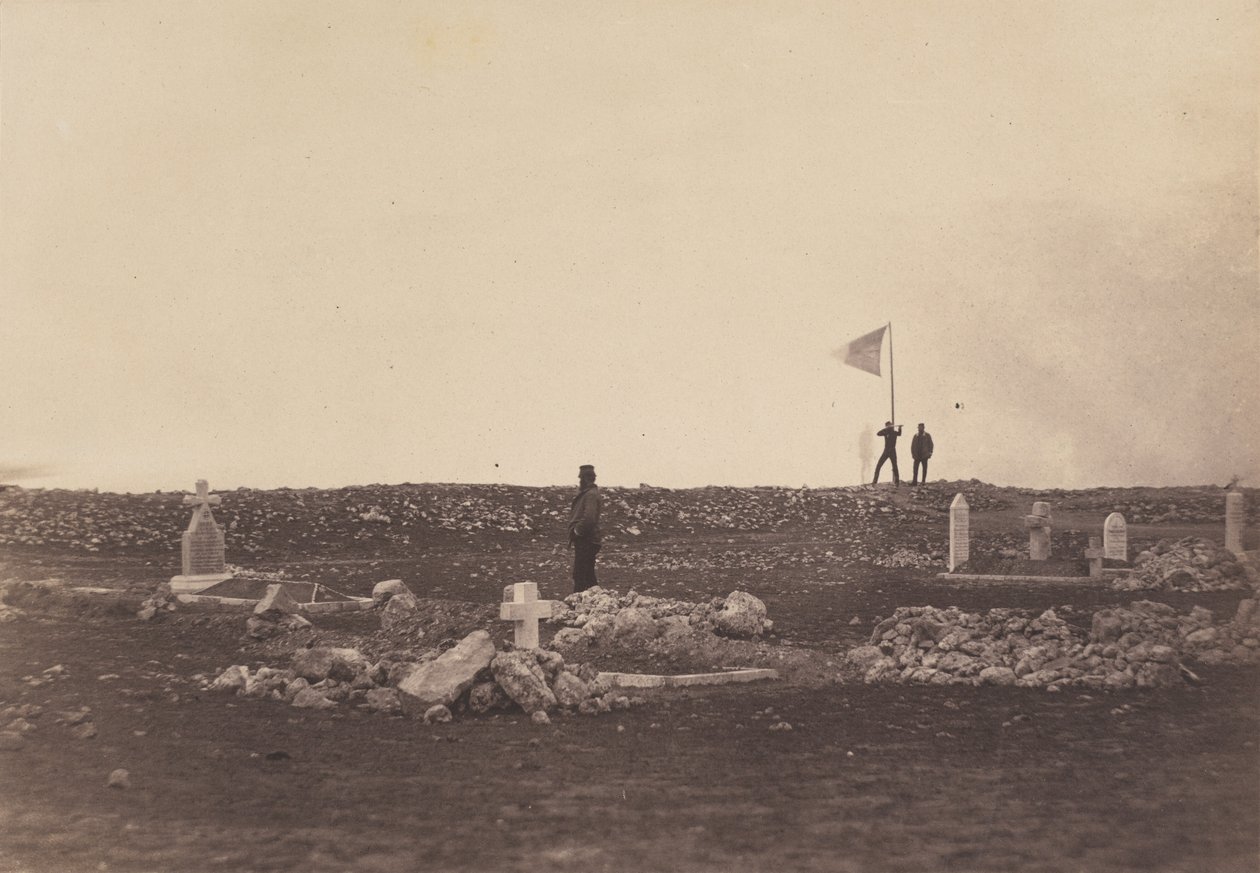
[888,321,895,425]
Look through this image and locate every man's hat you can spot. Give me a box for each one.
[884,421,892,426]
[579,464,596,476]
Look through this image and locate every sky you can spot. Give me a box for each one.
[1,1,1257,494]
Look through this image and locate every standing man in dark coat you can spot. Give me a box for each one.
[911,422,934,485]
[568,464,602,592]
[872,421,902,486]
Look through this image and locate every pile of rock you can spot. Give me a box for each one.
[1112,537,1257,592]
[548,587,772,647]
[206,630,634,722]
[847,599,1260,689]
[873,547,940,570]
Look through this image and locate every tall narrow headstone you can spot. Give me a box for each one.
[1103,512,1128,561]
[1225,491,1245,556]
[949,493,970,571]
[170,479,232,593]
[1025,501,1052,561]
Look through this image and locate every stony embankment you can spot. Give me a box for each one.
[847,598,1260,689]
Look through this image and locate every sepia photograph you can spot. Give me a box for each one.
[1,2,1257,871]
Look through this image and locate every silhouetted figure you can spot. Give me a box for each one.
[911,423,934,485]
[568,464,602,592]
[872,421,902,486]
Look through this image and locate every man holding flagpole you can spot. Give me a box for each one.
[872,421,903,486]
[837,322,905,486]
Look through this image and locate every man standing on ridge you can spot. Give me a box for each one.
[568,464,602,593]
[872,421,903,486]
[911,422,934,485]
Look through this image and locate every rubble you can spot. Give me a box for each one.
[552,586,771,643]
[1112,537,1258,592]
[205,632,637,723]
[852,599,1260,688]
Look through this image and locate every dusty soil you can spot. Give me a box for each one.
[1,482,1258,872]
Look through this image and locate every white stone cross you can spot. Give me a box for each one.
[183,479,221,511]
[500,582,556,649]
[1084,536,1105,578]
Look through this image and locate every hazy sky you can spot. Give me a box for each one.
[2,1,1257,493]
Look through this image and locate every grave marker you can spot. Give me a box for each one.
[1025,501,1052,561]
[1225,491,1244,556]
[949,493,969,571]
[1103,512,1127,561]
[170,479,232,593]
[1085,536,1105,578]
[500,582,556,649]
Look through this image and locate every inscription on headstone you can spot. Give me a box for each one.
[949,493,970,572]
[181,479,225,577]
[1025,501,1052,561]
[1103,512,1127,561]
[1225,491,1244,556]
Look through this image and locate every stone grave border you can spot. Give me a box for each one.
[596,668,779,689]
[936,570,1127,584]
[174,591,373,614]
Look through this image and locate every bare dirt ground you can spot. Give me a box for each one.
[1,481,1257,872]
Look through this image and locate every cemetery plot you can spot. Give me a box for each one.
[0,480,1256,873]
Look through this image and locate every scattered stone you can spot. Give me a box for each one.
[713,591,769,639]
[423,704,453,724]
[491,649,557,714]
[530,710,551,726]
[613,607,659,644]
[71,723,97,740]
[290,688,337,710]
[551,671,590,707]
[371,579,412,605]
[291,647,370,683]
[106,769,130,789]
[379,590,420,630]
[364,688,402,715]
[467,681,512,714]
[209,665,251,693]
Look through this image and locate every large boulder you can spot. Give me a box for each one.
[292,647,371,683]
[491,650,557,714]
[713,591,768,639]
[613,608,659,644]
[396,630,495,714]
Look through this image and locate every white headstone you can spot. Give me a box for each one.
[500,582,556,650]
[170,479,232,593]
[949,493,970,571]
[1103,512,1127,561]
[1225,491,1245,556]
[1025,501,1052,561]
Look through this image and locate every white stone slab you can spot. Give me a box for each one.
[597,668,779,689]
